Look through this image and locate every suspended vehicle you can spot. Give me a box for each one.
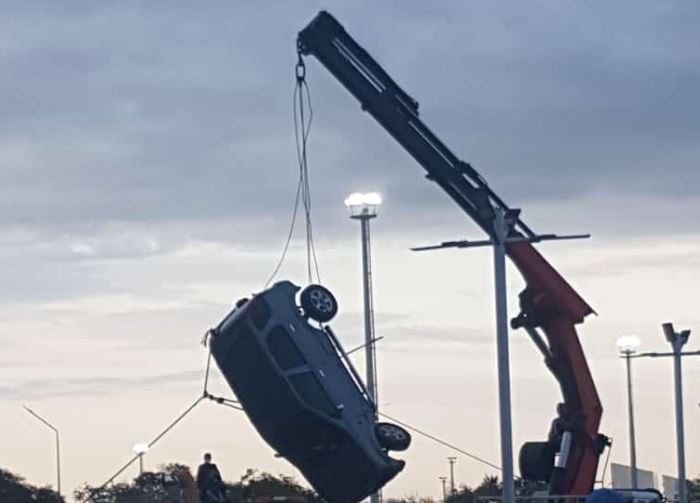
[210,281,410,503]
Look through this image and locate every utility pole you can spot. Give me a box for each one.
[23,405,61,497]
[617,336,640,489]
[439,476,448,502]
[412,209,588,503]
[448,457,457,495]
[625,324,699,503]
[623,351,638,489]
[492,208,515,503]
[345,192,382,503]
[663,323,690,503]
[133,443,149,476]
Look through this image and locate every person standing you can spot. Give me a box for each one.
[196,452,226,503]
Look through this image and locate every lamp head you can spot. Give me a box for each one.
[616,335,641,354]
[344,192,382,218]
[133,443,149,455]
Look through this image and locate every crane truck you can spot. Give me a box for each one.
[297,11,609,498]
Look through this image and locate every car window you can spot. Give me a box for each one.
[249,297,271,330]
[315,330,336,356]
[267,325,307,371]
[289,371,338,416]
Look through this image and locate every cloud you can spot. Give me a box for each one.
[381,323,494,347]
[565,242,700,277]
[0,0,697,244]
[0,369,203,400]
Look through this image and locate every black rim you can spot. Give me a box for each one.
[309,288,334,313]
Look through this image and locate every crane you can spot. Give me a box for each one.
[297,11,608,497]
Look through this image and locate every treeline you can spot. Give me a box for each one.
[1,464,318,503]
[386,475,546,503]
[3,464,700,503]
[0,468,64,502]
[75,464,321,502]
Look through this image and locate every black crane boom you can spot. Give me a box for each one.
[297,12,535,241]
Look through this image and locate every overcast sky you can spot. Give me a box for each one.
[1,1,699,501]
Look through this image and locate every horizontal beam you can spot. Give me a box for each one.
[629,350,700,359]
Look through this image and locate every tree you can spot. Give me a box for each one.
[0,468,64,503]
[445,484,475,503]
[74,463,192,503]
[688,476,700,502]
[225,468,321,502]
[473,475,501,498]
[443,475,503,503]
[386,495,437,503]
[75,465,321,503]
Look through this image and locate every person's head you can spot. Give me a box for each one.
[204,452,212,463]
[556,402,567,416]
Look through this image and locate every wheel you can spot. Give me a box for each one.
[300,284,338,323]
[519,441,556,482]
[375,422,411,451]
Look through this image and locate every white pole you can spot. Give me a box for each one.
[23,406,61,497]
[360,214,379,503]
[623,351,638,489]
[663,322,688,503]
[671,339,687,503]
[492,208,515,503]
[360,216,378,409]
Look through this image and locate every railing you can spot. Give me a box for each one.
[475,491,665,503]
[474,496,587,503]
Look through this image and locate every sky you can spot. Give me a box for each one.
[1,1,699,500]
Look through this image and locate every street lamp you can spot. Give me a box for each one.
[620,324,699,503]
[344,192,382,219]
[344,192,382,410]
[663,323,691,503]
[23,405,61,497]
[439,476,448,503]
[133,443,149,475]
[345,191,382,503]
[447,456,457,495]
[616,335,641,489]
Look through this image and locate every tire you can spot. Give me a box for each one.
[519,441,556,482]
[375,422,411,451]
[300,284,338,323]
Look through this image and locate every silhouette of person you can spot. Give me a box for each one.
[196,452,225,503]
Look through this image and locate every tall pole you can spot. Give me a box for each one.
[672,347,686,503]
[448,457,457,495]
[623,351,638,489]
[347,194,382,503]
[492,208,515,503]
[23,406,61,497]
[439,476,448,502]
[361,215,379,503]
[663,322,689,503]
[360,216,378,410]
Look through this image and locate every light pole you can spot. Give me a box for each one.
[344,191,382,503]
[447,456,457,495]
[133,443,149,476]
[411,209,588,503]
[663,323,691,503]
[439,476,448,502]
[624,323,699,503]
[23,405,61,497]
[616,335,640,489]
[491,208,515,503]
